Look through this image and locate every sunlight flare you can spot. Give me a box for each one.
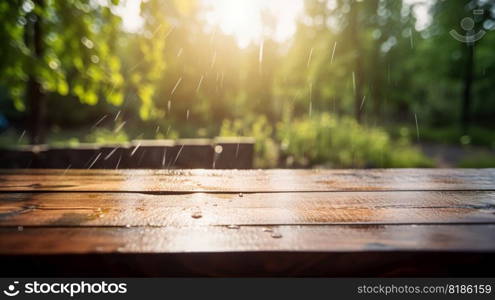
[203,0,303,46]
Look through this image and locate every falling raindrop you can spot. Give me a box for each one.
[186,109,190,120]
[161,148,167,167]
[17,226,23,232]
[130,142,141,157]
[170,77,182,96]
[115,155,122,169]
[87,153,102,169]
[238,193,243,197]
[125,224,131,228]
[114,121,126,133]
[196,75,204,93]
[191,212,202,219]
[307,47,314,67]
[352,72,356,93]
[331,41,337,64]
[163,25,175,40]
[360,95,366,111]
[63,164,71,175]
[104,146,120,160]
[170,145,184,168]
[18,130,26,144]
[114,110,121,121]
[92,115,107,129]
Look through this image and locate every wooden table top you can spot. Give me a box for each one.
[1,168,494,277]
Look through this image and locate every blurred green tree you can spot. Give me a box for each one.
[0,0,124,143]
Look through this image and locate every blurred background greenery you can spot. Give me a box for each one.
[0,0,494,168]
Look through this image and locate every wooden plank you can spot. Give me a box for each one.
[1,138,255,170]
[1,191,494,226]
[0,169,494,192]
[1,225,494,254]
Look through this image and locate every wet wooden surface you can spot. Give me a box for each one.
[0,169,494,276]
[1,168,494,192]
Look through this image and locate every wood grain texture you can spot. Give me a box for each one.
[1,225,495,254]
[1,191,495,226]
[0,169,494,276]
[0,169,494,192]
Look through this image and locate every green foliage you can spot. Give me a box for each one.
[417,127,495,148]
[84,128,129,144]
[1,0,495,168]
[0,0,125,108]
[220,113,433,168]
[458,154,495,168]
[277,113,433,168]
[0,129,25,148]
[458,153,495,168]
[220,116,279,168]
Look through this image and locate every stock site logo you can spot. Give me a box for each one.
[450,9,487,43]
[3,281,20,297]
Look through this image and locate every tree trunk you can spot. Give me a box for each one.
[461,43,474,133]
[27,78,45,145]
[27,0,46,144]
[349,1,364,123]
[370,0,382,122]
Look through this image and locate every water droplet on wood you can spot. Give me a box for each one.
[191,212,202,219]
[214,145,223,154]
